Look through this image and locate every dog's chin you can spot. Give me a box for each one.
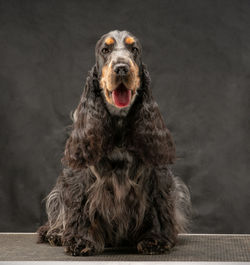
[104,83,136,116]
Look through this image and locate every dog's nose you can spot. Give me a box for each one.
[114,64,129,76]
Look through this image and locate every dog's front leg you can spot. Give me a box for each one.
[137,168,178,254]
[137,207,177,254]
[62,205,105,256]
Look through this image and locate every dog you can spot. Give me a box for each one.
[37,30,191,256]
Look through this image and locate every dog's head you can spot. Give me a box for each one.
[95,30,142,114]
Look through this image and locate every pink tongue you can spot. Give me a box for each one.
[112,85,131,107]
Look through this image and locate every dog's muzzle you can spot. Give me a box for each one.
[111,62,132,108]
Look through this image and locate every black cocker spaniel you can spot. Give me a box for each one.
[37,30,191,256]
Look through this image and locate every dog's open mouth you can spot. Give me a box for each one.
[112,83,132,108]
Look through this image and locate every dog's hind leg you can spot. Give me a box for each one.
[37,183,64,246]
[37,222,49,243]
[37,223,62,246]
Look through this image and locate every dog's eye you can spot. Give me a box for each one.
[102,47,110,54]
[132,47,139,54]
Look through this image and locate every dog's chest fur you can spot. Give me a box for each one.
[87,145,147,243]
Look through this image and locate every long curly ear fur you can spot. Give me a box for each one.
[63,66,112,170]
[63,64,175,169]
[128,64,176,166]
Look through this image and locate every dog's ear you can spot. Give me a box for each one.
[129,63,176,166]
[140,63,151,92]
[63,65,112,170]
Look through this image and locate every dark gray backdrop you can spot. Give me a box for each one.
[0,0,249,233]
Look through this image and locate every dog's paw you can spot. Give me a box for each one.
[137,238,172,255]
[37,224,49,243]
[47,234,62,246]
[65,239,99,256]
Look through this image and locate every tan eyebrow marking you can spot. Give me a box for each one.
[125,36,135,44]
[105,37,115,45]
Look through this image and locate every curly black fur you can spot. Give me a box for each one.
[37,30,191,256]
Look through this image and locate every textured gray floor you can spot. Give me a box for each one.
[0,233,249,261]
